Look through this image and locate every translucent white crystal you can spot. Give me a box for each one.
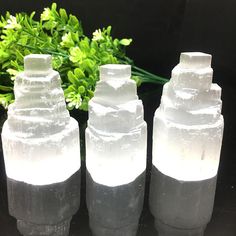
[24,54,53,76]
[171,52,213,91]
[1,54,80,185]
[99,64,131,79]
[180,52,212,69]
[86,64,147,186]
[153,52,224,181]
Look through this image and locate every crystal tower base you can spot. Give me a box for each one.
[150,166,217,236]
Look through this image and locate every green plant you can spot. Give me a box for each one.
[0,3,168,110]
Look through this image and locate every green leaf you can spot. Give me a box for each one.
[41,8,51,21]
[64,85,77,95]
[15,49,24,62]
[81,80,88,88]
[74,68,85,79]
[59,8,68,21]
[6,68,19,76]
[0,93,14,108]
[60,32,74,48]
[80,59,95,74]
[131,76,142,87]
[69,47,85,63]
[67,70,79,85]
[2,61,11,69]
[43,20,57,30]
[113,38,119,47]
[79,37,90,53]
[106,25,112,35]
[68,15,79,30]
[71,32,79,43]
[51,3,57,11]
[18,35,28,46]
[52,56,63,69]
[0,85,13,91]
[87,89,94,98]
[78,85,85,94]
[120,38,132,46]
[30,11,35,21]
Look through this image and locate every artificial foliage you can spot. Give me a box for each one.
[0,3,167,111]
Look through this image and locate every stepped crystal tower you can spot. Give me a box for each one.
[150,52,224,236]
[86,64,147,236]
[1,54,81,236]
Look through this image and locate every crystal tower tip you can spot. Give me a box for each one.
[24,54,52,75]
[180,52,212,69]
[100,64,131,79]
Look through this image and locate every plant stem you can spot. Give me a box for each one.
[16,43,69,58]
[132,71,167,83]
[0,85,13,91]
[121,57,169,85]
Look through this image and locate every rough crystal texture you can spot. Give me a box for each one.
[24,54,53,75]
[1,54,80,185]
[153,52,224,181]
[86,64,147,186]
